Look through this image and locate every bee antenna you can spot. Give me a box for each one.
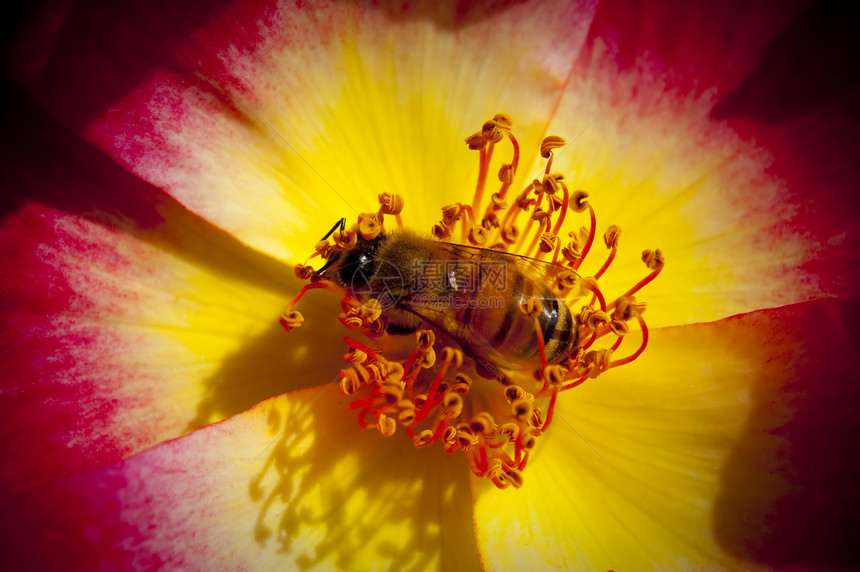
[317,257,337,275]
[321,218,347,241]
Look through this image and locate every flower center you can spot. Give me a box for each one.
[281,115,663,489]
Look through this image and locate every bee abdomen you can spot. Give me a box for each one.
[465,272,575,369]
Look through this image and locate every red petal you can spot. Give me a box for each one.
[473,299,860,569]
[0,387,480,570]
[0,89,343,501]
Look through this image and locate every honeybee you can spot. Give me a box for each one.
[318,221,579,378]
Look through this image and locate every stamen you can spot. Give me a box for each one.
[378,193,404,228]
[609,315,649,367]
[573,203,597,270]
[594,225,622,280]
[610,249,665,309]
[282,114,664,489]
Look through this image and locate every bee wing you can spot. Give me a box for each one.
[431,240,578,284]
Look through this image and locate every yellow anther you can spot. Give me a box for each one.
[481,119,508,142]
[416,330,435,350]
[339,368,362,395]
[553,270,579,294]
[540,135,566,158]
[512,398,533,421]
[498,163,514,185]
[441,425,456,442]
[468,225,488,245]
[340,314,362,328]
[379,384,403,403]
[398,405,416,426]
[530,408,544,429]
[603,225,622,249]
[541,174,562,195]
[465,132,488,150]
[481,213,500,231]
[577,348,614,378]
[504,385,528,404]
[531,208,549,224]
[332,228,358,250]
[490,192,507,210]
[469,412,496,435]
[443,393,464,417]
[521,430,537,450]
[415,347,436,369]
[294,264,314,280]
[561,240,582,262]
[441,203,461,223]
[384,361,405,384]
[538,232,558,254]
[642,248,665,270]
[457,429,479,449]
[579,305,594,325]
[498,422,520,442]
[501,224,520,244]
[440,347,464,368]
[504,467,524,489]
[378,193,405,216]
[414,429,435,448]
[358,212,383,240]
[519,298,543,317]
[613,297,647,321]
[313,240,334,259]
[366,362,387,384]
[432,221,452,240]
[480,124,503,143]
[377,414,397,437]
[542,364,567,385]
[344,347,367,364]
[279,310,304,332]
[492,113,513,128]
[586,310,610,329]
[516,190,535,210]
[366,319,385,337]
[569,190,589,213]
[488,465,510,489]
[609,319,629,336]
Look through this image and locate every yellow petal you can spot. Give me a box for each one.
[473,299,860,569]
[544,38,857,327]
[85,0,598,261]
[2,387,482,571]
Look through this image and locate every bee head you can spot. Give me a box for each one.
[324,233,385,291]
[314,217,388,291]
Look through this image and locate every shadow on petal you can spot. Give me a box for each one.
[2,81,364,425]
[186,295,347,430]
[714,299,860,568]
[247,387,482,570]
[0,386,481,569]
